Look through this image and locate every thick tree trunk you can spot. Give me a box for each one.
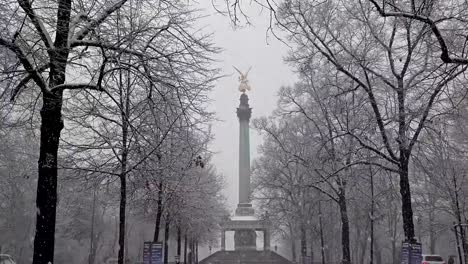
[399,159,416,242]
[338,187,351,264]
[33,95,64,264]
[397,80,416,243]
[32,0,72,262]
[154,181,164,242]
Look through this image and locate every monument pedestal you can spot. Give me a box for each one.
[235,203,255,216]
[233,203,257,251]
[219,210,272,252]
[199,92,292,264]
[234,229,257,251]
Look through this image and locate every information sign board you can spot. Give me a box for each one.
[400,242,422,264]
[142,242,163,264]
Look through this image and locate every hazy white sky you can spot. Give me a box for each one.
[197,3,297,210]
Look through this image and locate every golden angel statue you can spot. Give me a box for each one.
[233,66,252,93]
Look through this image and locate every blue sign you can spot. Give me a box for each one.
[302,256,313,264]
[143,242,163,264]
[143,242,151,264]
[401,242,410,264]
[410,243,422,264]
[400,242,422,264]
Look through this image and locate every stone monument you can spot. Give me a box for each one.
[200,68,292,264]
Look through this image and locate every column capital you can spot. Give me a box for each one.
[237,93,252,121]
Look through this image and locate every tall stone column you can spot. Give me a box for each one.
[234,93,256,250]
[235,93,255,217]
[237,93,251,205]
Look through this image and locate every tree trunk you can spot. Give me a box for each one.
[399,151,416,241]
[164,214,170,264]
[428,210,436,254]
[192,238,196,264]
[374,238,382,264]
[118,72,130,264]
[195,240,199,264]
[188,238,194,264]
[391,235,397,264]
[338,187,351,264]
[290,225,297,263]
[301,223,307,262]
[370,165,375,264]
[309,227,314,262]
[397,77,416,243]
[359,231,368,264]
[354,208,362,264]
[33,95,64,264]
[390,205,398,264]
[118,174,126,264]
[318,200,326,264]
[453,174,468,263]
[89,188,97,264]
[184,233,187,264]
[177,226,181,263]
[357,216,370,264]
[32,0,72,261]
[154,181,164,242]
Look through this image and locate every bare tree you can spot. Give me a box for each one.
[278,0,468,243]
[222,0,468,245]
[0,1,218,263]
[367,0,468,65]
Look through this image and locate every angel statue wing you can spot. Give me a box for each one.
[233,66,243,78]
[244,66,252,79]
[233,66,252,93]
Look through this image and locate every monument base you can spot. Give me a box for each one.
[200,250,292,264]
[234,229,257,251]
[235,203,255,216]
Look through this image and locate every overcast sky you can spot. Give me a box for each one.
[196,3,297,210]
